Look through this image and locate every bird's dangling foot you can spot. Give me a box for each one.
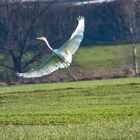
[67,67,77,81]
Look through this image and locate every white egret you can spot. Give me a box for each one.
[17,16,85,79]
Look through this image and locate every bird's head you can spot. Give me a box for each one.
[36,36,53,51]
[36,37,46,42]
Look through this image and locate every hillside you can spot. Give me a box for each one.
[14,44,140,83]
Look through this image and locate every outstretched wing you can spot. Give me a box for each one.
[59,16,85,55]
[17,54,65,78]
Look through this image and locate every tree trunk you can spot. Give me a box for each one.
[12,55,22,73]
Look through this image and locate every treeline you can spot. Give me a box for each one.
[0,0,139,83]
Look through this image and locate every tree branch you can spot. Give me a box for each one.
[22,48,48,69]
[0,63,14,71]
[21,1,57,56]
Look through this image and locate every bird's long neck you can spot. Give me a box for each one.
[44,38,53,51]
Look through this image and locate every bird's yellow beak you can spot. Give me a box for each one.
[36,37,42,40]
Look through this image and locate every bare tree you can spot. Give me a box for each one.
[0,0,56,81]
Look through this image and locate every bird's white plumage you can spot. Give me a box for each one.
[59,16,85,55]
[17,54,69,78]
[17,16,85,78]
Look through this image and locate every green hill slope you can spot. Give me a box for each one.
[53,44,140,81]
[0,44,140,83]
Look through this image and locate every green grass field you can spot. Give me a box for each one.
[74,44,140,71]
[0,78,140,139]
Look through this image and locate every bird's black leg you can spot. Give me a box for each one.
[67,67,77,81]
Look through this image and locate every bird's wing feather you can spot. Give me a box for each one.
[17,54,64,78]
[59,16,85,55]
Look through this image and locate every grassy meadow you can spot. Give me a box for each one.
[0,78,140,139]
[74,44,139,71]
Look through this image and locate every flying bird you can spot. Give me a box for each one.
[17,16,85,78]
